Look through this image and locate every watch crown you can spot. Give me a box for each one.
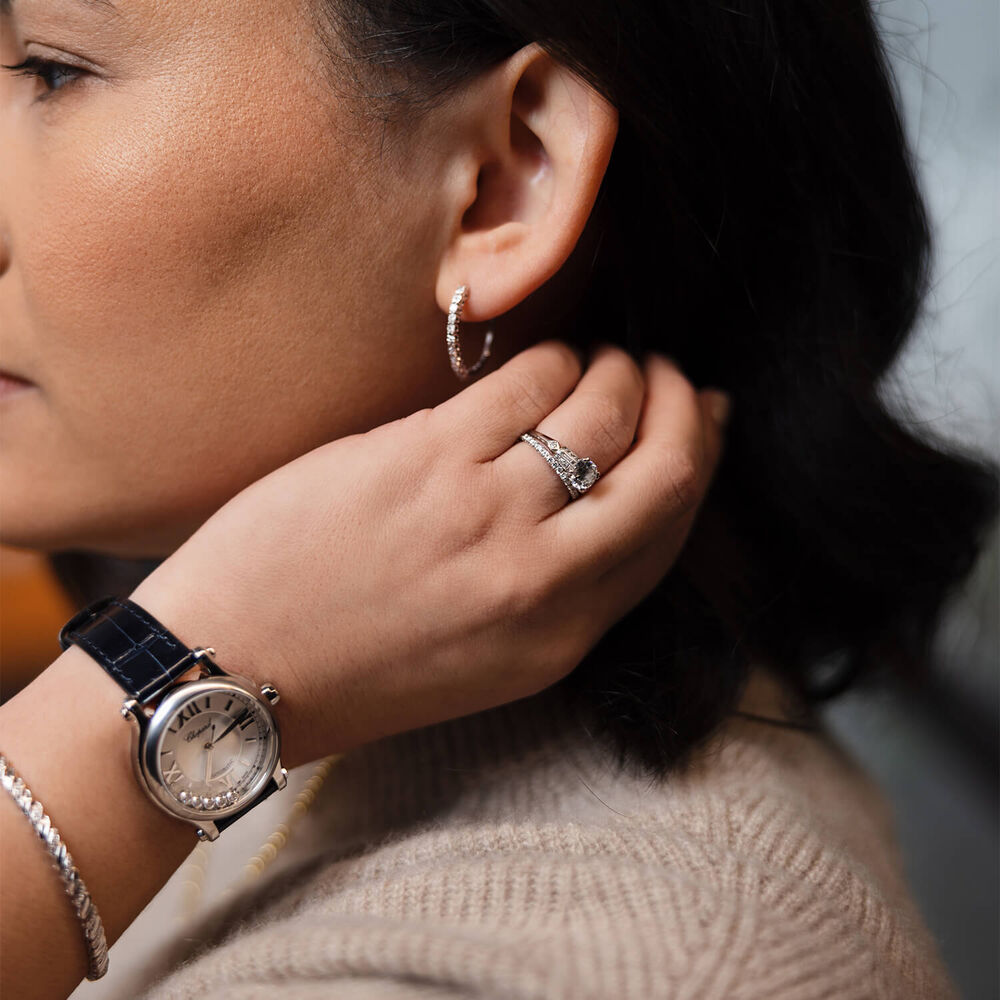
[260,683,280,706]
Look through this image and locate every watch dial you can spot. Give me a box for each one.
[156,688,274,813]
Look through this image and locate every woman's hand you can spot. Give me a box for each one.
[132,342,730,766]
[1,341,727,1000]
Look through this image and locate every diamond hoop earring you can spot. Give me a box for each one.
[446,285,495,381]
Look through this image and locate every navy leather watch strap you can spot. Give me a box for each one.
[59,596,200,705]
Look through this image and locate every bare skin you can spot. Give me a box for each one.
[0,0,618,556]
[0,1,730,997]
[1,345,729,999]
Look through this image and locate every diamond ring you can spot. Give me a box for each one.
[518,431,601,501]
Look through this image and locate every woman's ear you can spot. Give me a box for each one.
[434,44,618,323]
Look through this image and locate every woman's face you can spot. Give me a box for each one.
[0,0,479,557]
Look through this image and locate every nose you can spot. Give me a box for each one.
[0,231,9,277]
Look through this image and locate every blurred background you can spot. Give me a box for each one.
[2,1,997,997]
[820,1,999,997]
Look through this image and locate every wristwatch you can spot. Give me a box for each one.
[59,596,286,842]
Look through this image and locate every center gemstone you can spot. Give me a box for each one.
[569,458,599,491]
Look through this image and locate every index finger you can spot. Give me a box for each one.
[433,340,583,461]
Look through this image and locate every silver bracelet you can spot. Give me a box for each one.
[0,753,109,980]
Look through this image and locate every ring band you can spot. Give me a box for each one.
[518,431,601,501]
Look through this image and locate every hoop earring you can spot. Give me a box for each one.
[446,285,495,381]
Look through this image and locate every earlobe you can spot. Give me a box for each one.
[435,44,618,326]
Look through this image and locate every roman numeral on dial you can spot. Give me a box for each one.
[172,702,203,729]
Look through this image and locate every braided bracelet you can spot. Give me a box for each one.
[0,754,109,980]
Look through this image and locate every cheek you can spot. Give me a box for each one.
[27,91,317,362]
[8,82,377,555]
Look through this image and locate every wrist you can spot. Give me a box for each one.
[0,648,197,987]
[126,573,315,768]
[128,567,268,687]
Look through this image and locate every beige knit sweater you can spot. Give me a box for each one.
[137,666,957,999]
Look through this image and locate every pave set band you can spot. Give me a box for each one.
[518,430,601,501]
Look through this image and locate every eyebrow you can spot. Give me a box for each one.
[0,0,119,16]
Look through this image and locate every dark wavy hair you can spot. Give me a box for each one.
[53,0,997,775]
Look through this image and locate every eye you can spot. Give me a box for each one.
[1,55,88,100]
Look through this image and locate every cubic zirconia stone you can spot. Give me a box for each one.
[570,458,599,490]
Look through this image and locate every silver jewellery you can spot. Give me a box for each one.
[0,753,109,980]
[519,431,601,501]
[447,284,494,381]
[446,283,599,501]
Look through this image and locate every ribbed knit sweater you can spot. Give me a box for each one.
[136,666,957,999]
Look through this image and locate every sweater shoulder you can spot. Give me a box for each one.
[143,803,956,1000]
[140,671,957,1000]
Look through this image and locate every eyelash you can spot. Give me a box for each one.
[1,56,87,99]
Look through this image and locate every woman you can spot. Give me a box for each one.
[0,0,995,995]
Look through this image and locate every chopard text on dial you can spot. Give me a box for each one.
[123,666,283,837]
[59,595,287,842]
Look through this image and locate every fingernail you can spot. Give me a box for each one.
[703,389,732,425]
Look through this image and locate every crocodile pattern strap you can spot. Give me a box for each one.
[59,596,199,705]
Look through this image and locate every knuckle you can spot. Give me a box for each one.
[370,404,433,440]
[496,342,583,422]
[579,391,634,458]
[501,364,554,419]
[656,446,702,514]
[403,405,437,436]
[400,407,450,475]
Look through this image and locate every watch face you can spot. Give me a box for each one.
[148,682,279,818]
